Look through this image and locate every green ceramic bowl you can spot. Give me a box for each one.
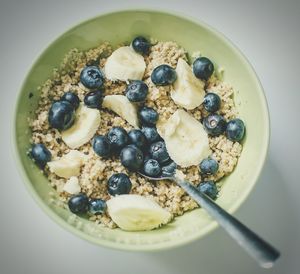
[13,9,269,251]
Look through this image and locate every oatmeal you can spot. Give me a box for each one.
[29,36,244,231]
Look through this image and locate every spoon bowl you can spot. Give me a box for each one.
[137,171,174,181]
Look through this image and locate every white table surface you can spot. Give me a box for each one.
[1,0,299,273]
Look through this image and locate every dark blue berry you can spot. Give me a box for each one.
[126,144,140,150]
[143,152,151,163]
[149,141,170,164]
[226,119,245,142]
[84,90,103,109]
[107,173,132,196]
[197,181,218,200]
[199,158,219,175]
[120,145,144,171]
[162,161,177,177]
[48,101,75,130]
[139,106,159,125]
[144,159,161,177]
[141,126,161,143]
[89,199,107,214]
[151,65,177,86]
[80,66,104,89]
[132,36,151,55]
[68,193,89,214]
[203,93,221,113]
[61,92,80,110]
[126,80,148,103]
[203,114,227,136]
[128,129,147,149]
[30,143,51,169]
[106,127,129,153]
[92,135,111,158]
[193,57,214,80]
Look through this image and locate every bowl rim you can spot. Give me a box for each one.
[12,8,270,251]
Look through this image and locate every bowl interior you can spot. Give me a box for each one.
[14,10,269,250]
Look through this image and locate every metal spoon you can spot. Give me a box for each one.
[138,171,280,268]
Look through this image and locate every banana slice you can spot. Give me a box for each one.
[63,176,81,194]
[107,194,171,231]
[158,110,211,167]
[102,95,139,128]
[62,104,101,149]
[104,46,146,81]
[47,150,85,178]
[171,58,205,110]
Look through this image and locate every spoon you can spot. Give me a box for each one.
[138,171,280,268]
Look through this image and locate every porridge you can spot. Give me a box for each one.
[28,36,245,231]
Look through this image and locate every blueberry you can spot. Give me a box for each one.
[107,173,132,196]
[139,106,159,125]
[141,126,161,143]
[226,119,245,142]
[106,127,129,153]
[68,193,89,214]
[144,159,161,177]
[30,143,51,169]
[151,65,177,86]
[120,145,144,171]
[132,36,151,55]
[199,158,219,175]
[92,135,111,158]
[193,57,214,80]
[162,161,177,176]
[89,199,107,214]
[61,92,80,110]
[125,80,148,102]
[149,141,170,164]
[128,129,147,149]
[126,144,140,150]
[203,93,221,113]
[80,66,104,89]
[48,101,75,130]
[203,114,227,136]
[143,152,151,163]
[197,181,218,200]
[84,90,103,109]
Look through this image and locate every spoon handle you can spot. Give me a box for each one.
[175,178,280,268]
